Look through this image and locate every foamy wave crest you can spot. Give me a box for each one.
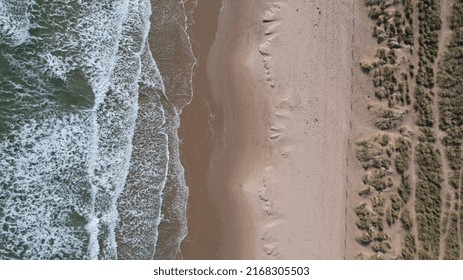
[0,0,33,46]
[0,114,93,259]
[115,41,169,259]
[87,0,160,260]
[0,0,170,259]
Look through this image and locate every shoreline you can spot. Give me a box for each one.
[180,0,353,259]
[146,0,196,259]
[204,0,270,258]
[180,0,267,259]
[179,0,223,259]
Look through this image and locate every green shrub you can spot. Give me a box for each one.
[372,195,385,214]
[395,137,410,151]
[437,72,459,89]
[373,231,389,242]
[449,0,463,30]
[370,216,384,231]
[378,134,391,146]
[417,127,436,143]
[390,194,402,211]
[400,209,413,231]
[402,233,417,259]
[375,109,404,130]
[372,241,391,253]
[386,208,396,226]
[414,87,435,127]
[358,187,372,197]
[415,141,443,259]
[395,150,410,174]
[449,172,461,189]
[446,146,462,171]
[355,203,370,221]
[398,175,411,203]
[444,213,460,259]
[356,233,373,246]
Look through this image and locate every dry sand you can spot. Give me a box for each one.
[251,0,353,259]
[345,0,380,260]
[181,0,355,259]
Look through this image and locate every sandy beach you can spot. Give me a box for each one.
[1,0,460,261]
[180,0,353,259]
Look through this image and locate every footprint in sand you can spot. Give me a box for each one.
[259,2,286,88]
[261,166,286,217]
[260,220,283,258]
[262,2,284,22]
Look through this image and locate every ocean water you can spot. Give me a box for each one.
[0,0,194,259]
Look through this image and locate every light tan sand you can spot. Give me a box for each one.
[250,0,353,259]
[206,0,353,259]
[181,0,355,259]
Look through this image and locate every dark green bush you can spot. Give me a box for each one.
[398,175,411,203]
[401,233,417,259]
[414,87,435,127]
[356,233,373,246]
[449,0,463,30]
[400,209,413,230]
[444,213,460,259]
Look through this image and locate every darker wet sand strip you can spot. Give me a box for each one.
[179,0,223,259]
[180,0,268,259]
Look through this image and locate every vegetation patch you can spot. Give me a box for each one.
[444,213,460,259]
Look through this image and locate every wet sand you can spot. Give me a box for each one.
[180,0,268,259]
[179,0,223,259]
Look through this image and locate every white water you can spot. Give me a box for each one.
[0,0,174,259]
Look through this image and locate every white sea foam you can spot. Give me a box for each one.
[113,1,171,259]
[0,114,93,259]
[0,0,33,46]
[0,0,171,259]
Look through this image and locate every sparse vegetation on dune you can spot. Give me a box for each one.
[398,174,412,203]
[394,137,411,174]
[356,0,463,260]
[449,0,463,30]
[444,213,461,259]
[365,0,415,48]
[436,0,463,259]
[400,209,413,231]
[415,143,443,259]
[402,233,417,259]
[411,0,447,260]
[361,0,415,115]
[354,133,413,256]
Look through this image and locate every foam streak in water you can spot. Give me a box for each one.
[0,0,169,259]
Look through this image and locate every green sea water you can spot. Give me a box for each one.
[0,0,171,259]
